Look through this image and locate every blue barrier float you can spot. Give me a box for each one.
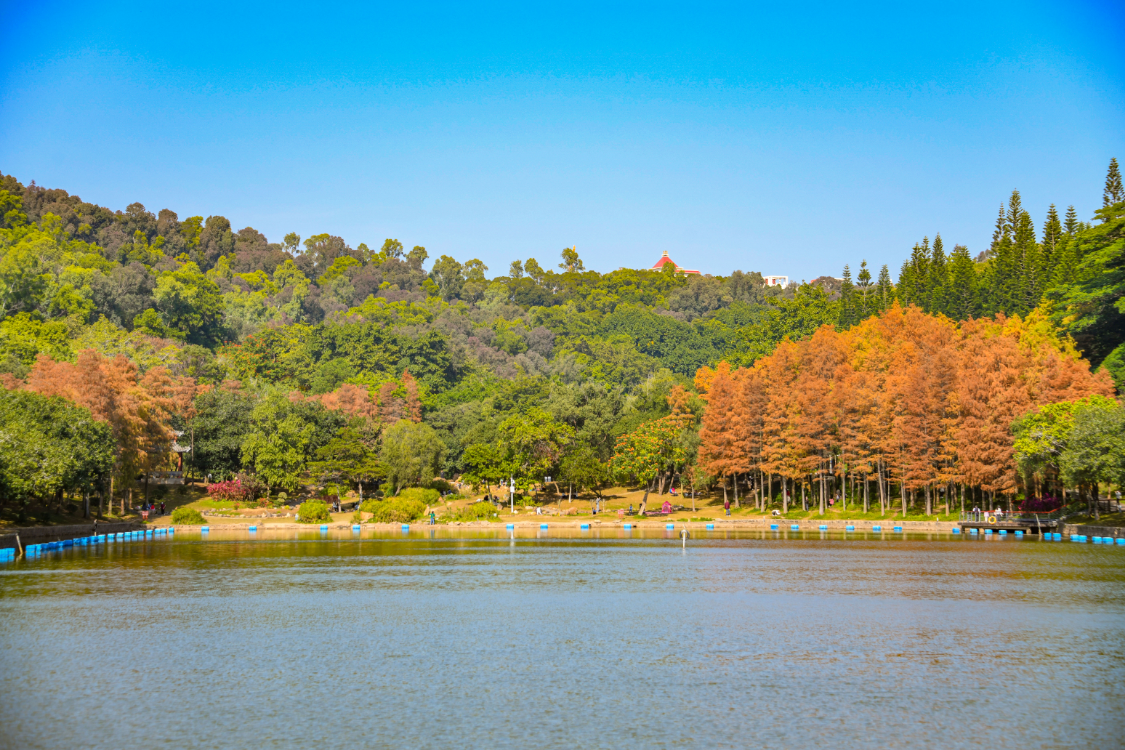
[984,529,993,535]
[893,526,903,533]
[770,524,779,530]
[846,525,855,531]
[790,524,800,531]
[580,524,589,530]
[818,524,828,530]
[319,525,328,531]
[706,523,715,530]
[505,523,514,530]
[999,530,1008,536]
[248,525,257,532]
[201,527,209,533]
[666,523,675,530]
[951,527,961,534]
[540,524,548,530]
[872,525,882,532]
[1015,530,1024,537]
[1116,538,1125,545]
[623,523,632,530]
[352,524,361,531]
[401,524,410,531]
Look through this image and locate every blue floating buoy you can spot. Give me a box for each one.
[540,524,548,530]
[248,525,257,532]
[665,523,674,530]
[893,526,903,533]
[1015,530,1023,536]
[505,523,514,529]
[969,528,978,534]
[168,527,175,535]
[818,524,828,530]
[401,524,410,531]
[1053,533,1062,540]
[951,527,961,534]
[999,530,1007,536]
[790,524,800,531]
[985,529,993,535]
[580,523,590,530]
[846,525,855,531]
[623,523,632,530]
[770,523,779,530]
[319,525,328,531]
[352,524,361,531]
[1115,538,1125,545]
[706,523,715,530]
[872,525,882,532]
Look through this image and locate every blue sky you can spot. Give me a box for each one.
[1,0,1122,281]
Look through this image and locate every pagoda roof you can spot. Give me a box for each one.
[651,250,700,275]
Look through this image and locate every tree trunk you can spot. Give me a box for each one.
[1093,482,1100,521]
[734,474,740,509]
[819,464,826,516]
[801,478,807,512]
[782,476,788,514]
[925,483,932,516]
[863,473,869,514]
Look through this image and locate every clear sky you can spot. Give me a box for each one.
[1,1,1123,282]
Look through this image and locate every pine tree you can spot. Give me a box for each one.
[986,194,1017,315]
[928,234,948,316]
[1013,208,1040,314]
[1040,204,1063,286]
[1064,205,1079,236]
[876,265,893,313]
[856,260,872,319]
[988,204,1007,259]
[1104,157,1123,208]
[839,264,856,328]
[946,244,979,321]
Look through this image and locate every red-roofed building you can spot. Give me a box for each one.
[651,251,700,275]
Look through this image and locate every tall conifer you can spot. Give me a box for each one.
[1013,209,1040,314]
[856,260,872,319]
[1104,157,1123,208]
[839,265,856,328]
[1040,204,1063,285]
[946,244,979,321]
[1064,205,1078,236]
[929,234,948,316]
[876,265,893,312]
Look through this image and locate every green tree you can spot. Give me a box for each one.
[928,234,948,315]
[496,407,574,493]
[1104,157,1123,208]
[190,386,256,480]
[855,260,872,319]
[153,262,226,346]
[241,392,343,494]
[380,419,446,493]
[875,264,894,313]
[0,389,114,519]
[558,443,607,501]
[838,264,856,328]
[945,244,979,320]
[307,426,384,501]
[429,255,464,300]
[461,442,515,498]
[559,246,584,273]
[1059,397,1125,520]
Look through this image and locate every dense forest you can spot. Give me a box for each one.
[0,159,1121,520]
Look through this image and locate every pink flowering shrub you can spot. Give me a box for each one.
[206,477,264,503]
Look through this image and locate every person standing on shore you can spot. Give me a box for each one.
[724,498,731,516]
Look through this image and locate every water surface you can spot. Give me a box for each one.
[1,530,1123,749]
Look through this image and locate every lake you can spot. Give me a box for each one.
[1,528,1123,749]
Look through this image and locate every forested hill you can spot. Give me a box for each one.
[0,161,1121,492]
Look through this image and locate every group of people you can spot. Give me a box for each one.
[141,501,166,516]
[970,507,1005,522]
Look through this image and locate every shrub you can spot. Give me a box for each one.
[206,477,264,503]
[397,487,440,506]
[365,496,426,523]
[446,502,496,522]
[1020,496,1064,513]
[297,500,333,524]
[170,507,206,525]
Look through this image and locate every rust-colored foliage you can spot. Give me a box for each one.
[696,304,1113,507]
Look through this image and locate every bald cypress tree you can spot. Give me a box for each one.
[1104,157,1123,209]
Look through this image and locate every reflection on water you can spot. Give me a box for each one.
[1,532,1123,749]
